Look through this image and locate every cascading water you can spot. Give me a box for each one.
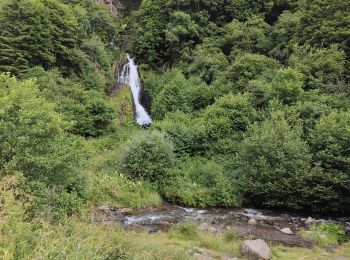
[118,54,152,126]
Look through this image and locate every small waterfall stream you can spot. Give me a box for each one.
[118,54,152,126]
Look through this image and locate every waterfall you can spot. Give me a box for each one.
[118,54,152,126]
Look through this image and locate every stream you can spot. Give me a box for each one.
[92,204,350,248]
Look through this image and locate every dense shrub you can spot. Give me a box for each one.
[118,130,175,182]
[162,158,242,207]
[204,93,256,138]
[307,111,350,213]
[288,45,348,94]
[0,74,87,191]
[217,53,280,93]
[153,111,208,156]
[237,111,323,211]
[24,68,114,137]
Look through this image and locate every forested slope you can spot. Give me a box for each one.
[0,0,349,259]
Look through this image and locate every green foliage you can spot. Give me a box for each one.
[170,222,199,240]
[218,17,271,56]
[237,111,319,210]
[118,130,175,182]
[85,173,161,208]
[153,111,208,156]
[24,67,114,137]
[218,53,280,93]
[224,231,237,242]
[0,73,87,191]
[0,0,79,74]
[307,111,350,213]
[163,158,242,207]
[304,222,347,247]
[269,68,304,104]
[150,70,192,120]
[204,93,256,139]
[310,110,350,174]
[289,45,349,94]
[297,0,350,57]
[186,40,229,84]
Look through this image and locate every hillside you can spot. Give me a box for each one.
[0,0,349,259]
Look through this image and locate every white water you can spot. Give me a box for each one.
[118,55,152,125]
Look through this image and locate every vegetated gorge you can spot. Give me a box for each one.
[0,0,349,259]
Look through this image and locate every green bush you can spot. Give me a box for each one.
[218,53,280,93]
[118,130,175,182]
[0,73,87,191]
[24,68,114,137]
[162,158,242,207]
[204,93,256,140]
[148,70,192,120]
[237,111,320,211]
[153,111,208,156]
[304,222,347,247]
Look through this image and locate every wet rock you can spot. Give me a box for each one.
[256,212,263,218]
[280,228,293,235]
[248,218,257,225]
[305,217,315,226]
[241,239,271,260]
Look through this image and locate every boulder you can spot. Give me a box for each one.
[305,217,315,226]
[248,218,257,225]
[198,222,210,232]
[280,228,293,235]
[240,239,271,260]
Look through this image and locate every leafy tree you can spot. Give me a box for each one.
[268,10,299,62]
[150,71,192,120]
[23,67,114,137]
[310,111,350,175]
[0,73,86,190]
[204,93,256,137]
[297,0,350,57]
[216,53,280,93]
[153,111,208,156]
[288,45,349,94]
[186,41,229,84]
[237,111,315,210]
[270,67,304,104]
[203,93,256,156]
[218,17,271,57]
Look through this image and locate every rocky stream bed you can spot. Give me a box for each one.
[92,204,350,248]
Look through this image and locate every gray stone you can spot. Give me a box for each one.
[198,222,210,231]
[256,212,263,218]
[280,228,293,235]
[248,218,257,225]
[241,239,271,260]
[305,217,315,226]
